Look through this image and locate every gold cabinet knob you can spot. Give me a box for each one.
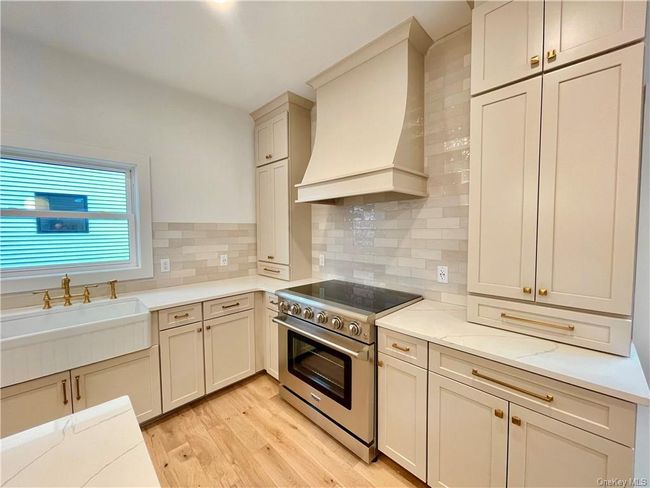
[512,416,522,426]
[538,288,548,296]
[547,49,557,61]
[495,409,504,418]
[523,287,532,294]
[530,55,540,66]
[377,360,384,368]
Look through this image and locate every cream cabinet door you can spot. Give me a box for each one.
[256,159,289,266]
[507,404,633,487]
[270,112,288,163]
[544,0,646,71]
[160,323,205,413]
[204,310,255,394]
[70,347,161,423]
[537,44,644,315]
[255,119,273,166]
[428,372,508,488]
[377,352,427,481]
[0,372,72,438]
[471,0,543,94]
[468,77,541,301]
[264,307,279,380]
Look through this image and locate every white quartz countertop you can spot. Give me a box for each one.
[0,396,159,487]
[124,274,320,311]
[377,299,650,405]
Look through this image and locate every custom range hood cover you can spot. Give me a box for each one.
[296,17,433,204]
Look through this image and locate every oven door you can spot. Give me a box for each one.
[275,314,375,443]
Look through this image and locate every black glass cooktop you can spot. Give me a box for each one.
[283,280,421,314]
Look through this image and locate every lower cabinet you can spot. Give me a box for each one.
[377,352,427,481]
[427,372,634,488]
[205,310,255,393]
[160,322,206,413]
[263,306,279,380]
[71,346,161,423]
[427,372,508,487]
[0,371,72,438]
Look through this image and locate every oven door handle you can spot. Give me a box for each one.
[272,317,369,361]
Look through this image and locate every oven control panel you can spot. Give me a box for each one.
[277,298,374,344]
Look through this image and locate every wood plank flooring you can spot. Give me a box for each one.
[143,373,425,488]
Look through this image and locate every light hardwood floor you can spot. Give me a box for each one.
[143,373,425,488]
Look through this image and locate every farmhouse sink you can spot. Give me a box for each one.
[1,298,151,387]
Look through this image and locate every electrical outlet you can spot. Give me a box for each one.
[160,258,171,273]
[219,254,228,266]
[319,254,325,267]
[437,265,448,284]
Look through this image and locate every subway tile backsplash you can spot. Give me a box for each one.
[311,26,471,305]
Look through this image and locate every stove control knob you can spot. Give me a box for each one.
[317,312,328,324]
[348,321,362,336]
[279,301,289,313]
[290,303,301,315]
[332,316,344,330]
[303,307,314,320]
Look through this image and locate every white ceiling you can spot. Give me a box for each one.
[1,1,470,112]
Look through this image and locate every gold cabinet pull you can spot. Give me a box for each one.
[472,368,554,402]
[547,49,557,61]
[206,325,211,330]
[494,409,504,418]
[174,313,190,320]
[500,312,574,332]
[377,360,384,367]
[538,288,548,296]
[62,379,69,405]
[75,375,81,401]
[522,287,532,294]
[264,267,280,273]
[391,343,411,352]
[270,300,279,305]
[267,255,274,260]
[530,55,540,66]
[197,327,202,333]
[222,302,240,309]
[512,416,522,426]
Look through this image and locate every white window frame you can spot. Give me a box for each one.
[0,138,153,293]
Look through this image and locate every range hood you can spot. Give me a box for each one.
[296,18,433,204]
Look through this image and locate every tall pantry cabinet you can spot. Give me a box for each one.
[468,0,646,356]
[251,92,313,281]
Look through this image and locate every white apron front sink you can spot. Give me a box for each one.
[1,298,151,387]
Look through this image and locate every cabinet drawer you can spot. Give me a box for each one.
[203,293,254,320]
[264,293,279,311]
[429,344,636,446]
[159,303,202,331]
[257,262,290,280]
[378,328,427,368]
[467,295,632,356]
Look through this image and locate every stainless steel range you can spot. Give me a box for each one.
[273,280,422,463]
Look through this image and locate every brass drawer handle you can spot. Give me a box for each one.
[222,302,240,309]
[197,327,202,333]
[206,325,211,330]
[522,287,532,294]
[174,313,190,320]
[62,379,68,405]
[547,49,557,61]
[75,375,81,401]
[264,267,280,273]
[495,408,504,418]
[391,343,411,352]
[538,288,548,296]
[472,368,554,403]
[267,255,274,260]
[500,312,574,332]
[377,360,384,367]
[512,416,522,426]
[530,55,540,66]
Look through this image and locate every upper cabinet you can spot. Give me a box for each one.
[255,112,288,166]
[471,0,647,94]
[251,92,313,281]
[471,0,544,94]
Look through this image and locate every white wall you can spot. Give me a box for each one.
[1,32,255,223]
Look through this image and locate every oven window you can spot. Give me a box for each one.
[288,330,352,409]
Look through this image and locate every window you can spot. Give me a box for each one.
[0,145,152,293]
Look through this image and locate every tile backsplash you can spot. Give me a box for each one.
[311,26,471,305]
[1,222,256,309]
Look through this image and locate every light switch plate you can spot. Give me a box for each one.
[219,254,228,266]
[437,265,448,284]
[160,258,170,273]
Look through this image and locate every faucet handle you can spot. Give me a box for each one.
[107,280,118,299]
[32,290,52,309]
